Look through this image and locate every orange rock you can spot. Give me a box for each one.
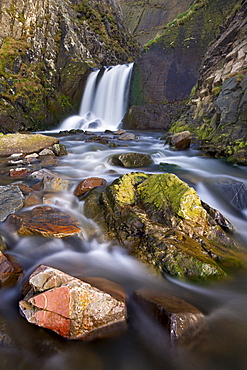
[6,206,81,238]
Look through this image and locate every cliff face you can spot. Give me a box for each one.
[119,0,192,46]
[123,0,240,131]
[170,0,247,164]
[0,0,139,132]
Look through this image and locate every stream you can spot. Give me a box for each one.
[0,130,247,370]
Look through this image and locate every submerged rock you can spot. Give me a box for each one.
[19,265,126,340]
[0,134,59,156]
[129,289,206,345]
[6,206,81,238]
[0,251,23,288]
[84,172,244,280]
[108,153,153,168]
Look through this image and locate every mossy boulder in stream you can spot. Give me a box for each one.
[84,172,245,280]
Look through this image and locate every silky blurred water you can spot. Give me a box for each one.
[0,130,247,370]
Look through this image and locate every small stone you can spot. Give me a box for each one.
[25,153,39,162]
[9,167,28,177]
[118,133,138,141]
[74,177,107,196]
[38,148,55,156]
[24,193,42,207]
[167,131,191,150]
[0,185,24,222]
[108,152,153,168]
[52,143,68,156]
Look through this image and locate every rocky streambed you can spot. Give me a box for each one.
[0,129,247,368]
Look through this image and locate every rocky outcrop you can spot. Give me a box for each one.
[124,0,240,131]
[0,0,139,132]
[170,0,247,164]
[119,0,192,45]
[84,172,244,280]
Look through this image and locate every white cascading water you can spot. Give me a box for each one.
[59,63,134,131]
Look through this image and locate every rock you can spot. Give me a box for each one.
[29,169,71,192]
[52,143,67,156]
[19,265,126,340]
[9,167,28,177]
[0,236,7,252]
[130,289,206,344]
[74,178,107,197]
[0,251,23,288]
[38,148,55,156]
[6,206,81,238]
[24,193,42,207]
[108,153,153,168]
[0,185,24,222]
[84,172,243,280]
[0,134,59,156]
[167,131,191,150]
[118,133,138,141]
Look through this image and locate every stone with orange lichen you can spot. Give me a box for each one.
[74,177,107,197]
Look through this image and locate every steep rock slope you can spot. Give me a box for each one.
[170,0,247,165]
[0,0,139,132]
[124,0,240,131]
[119,0,192,46]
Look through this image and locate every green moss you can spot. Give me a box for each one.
[212,86,222,96]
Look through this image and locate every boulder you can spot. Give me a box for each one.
[6,206,81,238]
[167,131,191,150]
[0,252,23,288]
[108,153,153,168]
[19,265,126,340]
[0,134,59,156]
[52,143,68,156]
[84,172,244,280]
[0,185,24,222]
[74,177,107,197]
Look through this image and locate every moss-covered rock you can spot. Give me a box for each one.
[0,133,59,156]
[84,172,245,280]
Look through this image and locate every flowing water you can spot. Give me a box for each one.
[1,64,247,369]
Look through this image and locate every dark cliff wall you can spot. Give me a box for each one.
[0,0,139,132]
[170,0,247,165]
[124,0,240,131]
[119,0,192,46]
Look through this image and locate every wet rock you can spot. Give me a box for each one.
[74,177,107,197]
[6,206,81,238]
[0,185,24,222]
[9,167,28,177]
[39,156,58,167]
[52,143,67,156]
[166,131,191,150]
[25,153,39,162]
[108,153,153,168]
[38,149,55,156]
[29,169,71,192]
[19,265,126,340]
[0,236,7,252]
[0,251,23,288]
[0,134,59,156]
[84,172,243,280]
[24,193,42,207]
[118,133,138,141]
[130,289,206,344]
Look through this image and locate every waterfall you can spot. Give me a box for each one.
[59,63,134,131]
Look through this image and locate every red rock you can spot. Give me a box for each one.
[6,206,81,238]
[74,177,107,196]
[9,168,28,177]
[24,193,42,207]
[0,251,23,288]
[19,265,126,340]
